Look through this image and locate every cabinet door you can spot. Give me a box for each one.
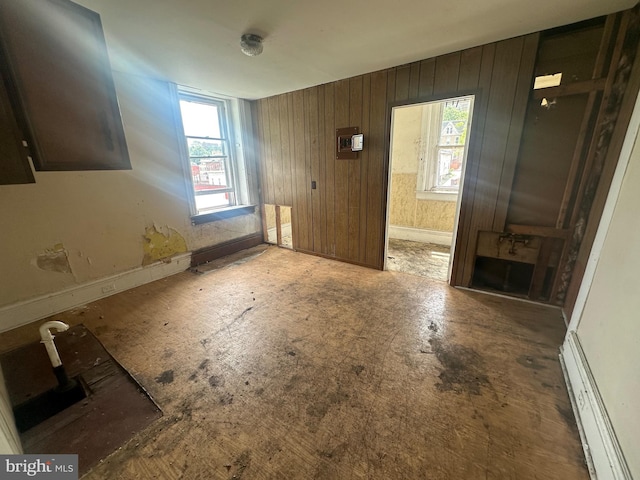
[0,62,34,185]
[0,0,130,171]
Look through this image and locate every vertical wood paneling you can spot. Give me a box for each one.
[292,90,309,251]
[473,37,526,227]
[492,34,539,231]
[316,85,326,254]
[256,33,540,274]
[387,68,397,104]
[366,70,388,267]
[286,93,298,245]
[258,100,274,205]
[395,65,411,102]
[267,96,284,205]
[434,52,461,95]
[418,58,436,97]
[348,77,363,260]
[458,47,483,91]
[324,84,336,256]
[358,74,372,264]
[309,87,322,252]
[408,63,421,99]
[303,89,314,250]
[453,43,496,285]
[334,79,350,259]
[278,94,293,206]
[460,38,530,286]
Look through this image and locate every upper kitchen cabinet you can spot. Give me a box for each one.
[0,0,130,173]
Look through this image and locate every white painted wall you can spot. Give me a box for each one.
[570,101,640,478]
[0,71,261,322]
[0,366,21,454]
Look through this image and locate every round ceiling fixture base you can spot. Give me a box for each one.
[240,34,264,57]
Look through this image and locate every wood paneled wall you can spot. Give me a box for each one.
[254,34,538,281]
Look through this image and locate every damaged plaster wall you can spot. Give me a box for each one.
[142,225,187,266]
[34,244,73,274]
[0,71,260,313]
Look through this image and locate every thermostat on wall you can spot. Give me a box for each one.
[351,134,363,151]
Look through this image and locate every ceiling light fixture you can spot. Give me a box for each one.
[240,34,263,57]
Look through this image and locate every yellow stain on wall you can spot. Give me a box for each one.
[390,174,418,226]
[142,225,188,266]
[389,173,456,231]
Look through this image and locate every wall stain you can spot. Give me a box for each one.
[429,337,490,395]
[35,243,72,274]
[142,225,187,266]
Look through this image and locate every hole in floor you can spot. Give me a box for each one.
[0,324,162,475]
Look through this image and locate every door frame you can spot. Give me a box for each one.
[381,91,479,282]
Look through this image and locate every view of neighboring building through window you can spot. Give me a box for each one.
[417,95,474,197]
[179,94,236,212]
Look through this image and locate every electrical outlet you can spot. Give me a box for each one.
[578,391,585,409]
[101,283,116,294]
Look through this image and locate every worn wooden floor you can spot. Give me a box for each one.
[386,239,450,281]
[0,246,587,479]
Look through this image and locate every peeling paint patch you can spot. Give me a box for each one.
[142,225,187,266]
[36,244,72,274]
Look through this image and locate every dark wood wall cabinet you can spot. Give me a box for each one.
[254,5,640,315]
[0,0,130,183]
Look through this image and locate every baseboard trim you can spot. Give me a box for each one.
[560,331,632,480]
[191,232,263,267]
[388,225,452,246]
[0,253,192,334]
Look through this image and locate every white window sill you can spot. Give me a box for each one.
[416,190,458,202]
[191,205,256,225]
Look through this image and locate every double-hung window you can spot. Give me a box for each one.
[416,95,474,201]
[178,93,237,213]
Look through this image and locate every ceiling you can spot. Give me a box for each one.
[77,0,636,100]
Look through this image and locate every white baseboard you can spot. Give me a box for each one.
[388,225,452,246]
[0,253,192,333]
[560,331,632,480]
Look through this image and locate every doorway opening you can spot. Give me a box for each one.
[384,95,475,282]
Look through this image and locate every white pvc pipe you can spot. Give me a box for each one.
[39,321,69,368]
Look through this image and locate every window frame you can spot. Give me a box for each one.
[416,95,474,202]
[178,92,239,213]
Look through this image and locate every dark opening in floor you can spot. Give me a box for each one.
[0,324,161,476]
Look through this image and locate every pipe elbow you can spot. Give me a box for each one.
[39,320,69,341]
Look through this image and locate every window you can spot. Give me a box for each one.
[178,93,238,213]
[416,95,474,201]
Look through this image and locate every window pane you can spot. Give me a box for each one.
[435,146,464,188]
[179,100,222,138]
[191,158,230,190]
[195,192,232,211]
[187,138,225,158]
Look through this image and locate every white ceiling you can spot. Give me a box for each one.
[77,0,636,100]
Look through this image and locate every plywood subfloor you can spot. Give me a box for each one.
[386,238,451,281]
[0,245,587,479]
